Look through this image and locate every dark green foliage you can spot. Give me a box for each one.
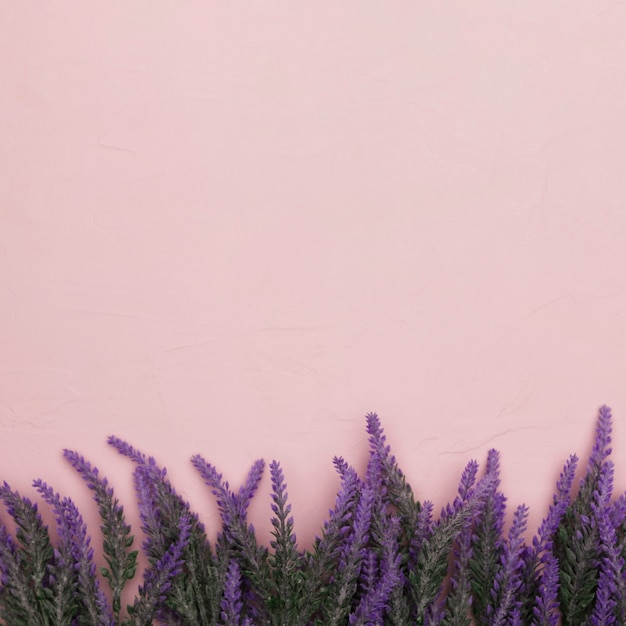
[0,406,623,625]
[0,484,56,625]
[553,406,612,626]
[555,507,599,626]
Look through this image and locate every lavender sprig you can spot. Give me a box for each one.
[1,406,625,625]
[63,449,138,620]
[0,482,54,622]
[531,552,560,626]
[554,406,614,626]
[441,509,474,626]
[110,436,216,625]
[348,515,403,625]
[220,559,245,626]
[589,460,624,625]
[191,455,269,620]
[529,454,578,564]
[124,512,191,626]
[304,462,361,623]
[469,450,506,624]
[323,482,374,625]
[0,519,45,624]
[411,466,496,626]
[366,413,420,545]
[191,456,264,545]
[488,504,529,626]
[519,454,577,624]
[266,460,305,624]
[34,479,114,626]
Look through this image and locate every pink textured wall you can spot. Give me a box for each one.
[2,1,626,568]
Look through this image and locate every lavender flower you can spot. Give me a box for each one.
[34,479,114,626]
[324,482,374,625]
[410,505,470,626]
[333,456,352,481]
[588,460,624,626]
[266,460,305,623]
[0,482,54,620]
[349,516,403,626]
[410,500,434,569]
[191,454,272,623]
[191,455,264,541]
[221,559,245,626]
[238,459,266,514]
[410,467,497,626]
[518,454,578,623]
[457,460,479,506]
[441,510,474,626]
[304,463,361,622]
[1,406,625,625]
[469,451,506,624]
[488,504,529,626]
[554,406,616,626]
[126,512,191,625]
[63,449,138,618]
[107,435,148,464]
[0,519,43,624]
[109,436,216,624]
[532,454,578,559]
[531,552,560,626]
[579,405,613,506]
[366,412,419,544]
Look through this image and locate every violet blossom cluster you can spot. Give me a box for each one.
[0,405,624,625]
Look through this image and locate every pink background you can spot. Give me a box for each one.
[2,0,626,569]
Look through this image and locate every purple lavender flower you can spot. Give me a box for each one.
[0,481,55,622]
[237,459,265,512]
[324,482,374,625]
[63,449,137,617]
[191,454,270,620]
[488,504,529,626]
[133,463,169,558]
[109,436,218,624]
[191,455,265,545]
[0,520,43,624]
[333,456,352,481]
[34,479,114,626]
[589,460,623,626]
[221,559,245,626]
[579,405,613,506]
[269,460,296,550]
[410,500,434,568]
[267,459,305,622]
[366,412,419,544]
[532,454,578,559]
[516,454,578,622]
[440,459,480,523]
[457,460,479,504]
[591,406,613,467]
[107,435,148,464]
[441,509,474,626]
[509,606,522,626]
[555,406,616,626]
[127,512,191,625]
[349,516,402,626]
[358,548,379,601]
[531,552,560,626]
[308,463,361,600]
[469,451,506,625]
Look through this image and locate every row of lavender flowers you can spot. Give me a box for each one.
[0,406,622,625]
